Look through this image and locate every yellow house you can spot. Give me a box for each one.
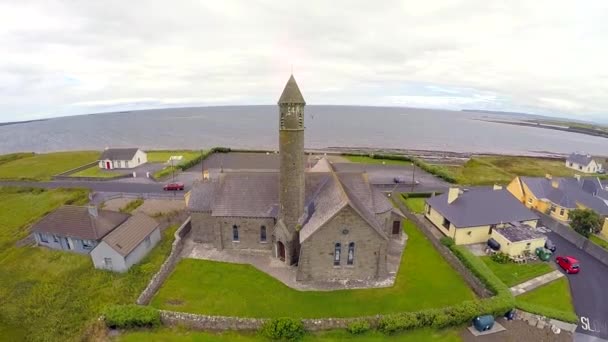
[425,186,539,245]
[507,175,608,226]
[490,223,546,257]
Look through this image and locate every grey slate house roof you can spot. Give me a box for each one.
[100,148,141,161]
[494,223,545,242]
[102,214,159,257]
[31,206,129,240]
[188,166,393,243]
[520,176,608,215]
[426,188,539,228]
[567,153,594,166]
[278,75,306,104]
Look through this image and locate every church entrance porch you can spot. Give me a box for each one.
[277,241,286,261]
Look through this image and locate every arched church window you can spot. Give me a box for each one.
[334,243,341,266]
[232,225,239,242]
[260,226,267,242]
[347,242,355,265]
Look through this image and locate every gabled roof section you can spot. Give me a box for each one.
[426,188,538,228]
[31,206,129,240]
[567,153,594,166]
[278,75,306,104]
[100,148,141,161]
[101,214,159,257]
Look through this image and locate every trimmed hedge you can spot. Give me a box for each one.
[515,300,578,323]
[102,305,161,329]
[439,236,455,248]
[449,245,510,296]
[378,297,513,334]
[260,318,306,341]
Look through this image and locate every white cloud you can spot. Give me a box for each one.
[0,0,607,121]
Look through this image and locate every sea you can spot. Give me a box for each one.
[0,105,606,156]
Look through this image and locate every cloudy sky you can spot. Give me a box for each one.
[1,1,607,122]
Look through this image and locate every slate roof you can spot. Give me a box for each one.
[494,224,545,243]
[520,176,608,215]
[567,153,594,166]
[31,206,129,240]
[101,214,159,257]
[100,148,141,161]
[426,188,538,228]
[278,75,306,104]
[188,169,393,242]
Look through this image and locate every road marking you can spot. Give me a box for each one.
[581,316,608,335]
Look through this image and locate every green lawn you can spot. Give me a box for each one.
[402,197,426,214]
[152,221,475,318]
[70,165,123,178]
[0,151,100,180]
[516,278,575,314]
[147,150,204,179]
[0,186,178,341]
[344,155,411,166]
[590,235,608,250]
[435,156,585,186]
[480,256,554,287]
[116,327,462,342]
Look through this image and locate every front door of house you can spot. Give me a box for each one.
[392,221,401,234]
[277,241,286,261]
[106,161,111,169]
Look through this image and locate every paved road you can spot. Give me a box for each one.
[544,229,608,340]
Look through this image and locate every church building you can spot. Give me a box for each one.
[188,75,404,282]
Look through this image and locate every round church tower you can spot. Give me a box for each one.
[277,75,306,264]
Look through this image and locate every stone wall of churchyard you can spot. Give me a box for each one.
[160,310,373,331]
[136,216,191,305]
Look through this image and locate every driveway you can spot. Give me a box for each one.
[543,228,608,340]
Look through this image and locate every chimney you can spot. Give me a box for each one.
[545,174,552,180]
[88,205,98,217]
[447,187,460,204]
[493,184,503,190]
[574,174,581,181]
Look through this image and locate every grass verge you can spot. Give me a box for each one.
[0,151,100,180]
[590,235,608,250]
[151,221,475,317]
[480,256,554,287]
[120,198,145,213]
[69,165,123,178]
[515,278,577,322]
[147,150,206,179]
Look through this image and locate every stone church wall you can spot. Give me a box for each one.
[297,206,388,281]
[190,212,216,243]
[216,217,275,251]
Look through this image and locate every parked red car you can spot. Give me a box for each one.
[163,182,184,191]
[556,256,580,274]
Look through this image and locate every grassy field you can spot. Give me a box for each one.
[152,221,475,318]
[0,151,100,180]
[147,150,204,179]
[436,156,585,186]
[344,155,411,166]
[516,278,575,314]
[590,235,608,250]
[402,197,426,214]
[70,165,123,178]
[116,327,462,342]
[0,186,178,341]
[480,256,554,287]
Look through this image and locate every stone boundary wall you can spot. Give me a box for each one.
[392,195,491,298]
[539,212,608,266]
[159,310,373,331]
[52,161,133,181]
[136,216,191,305]
[53,161,99,176]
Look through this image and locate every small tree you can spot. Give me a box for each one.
[569,208,602,238]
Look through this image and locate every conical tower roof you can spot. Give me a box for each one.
[278,75,306,105]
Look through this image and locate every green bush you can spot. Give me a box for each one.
[490,252,511,264]
[346,319,371,335]
[439,237,455,247]
[515,300,578,323]
[449,245,510,296]
[260,318,306,341]
[102,305,161,329]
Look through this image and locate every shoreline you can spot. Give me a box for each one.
[477,118,608,140]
